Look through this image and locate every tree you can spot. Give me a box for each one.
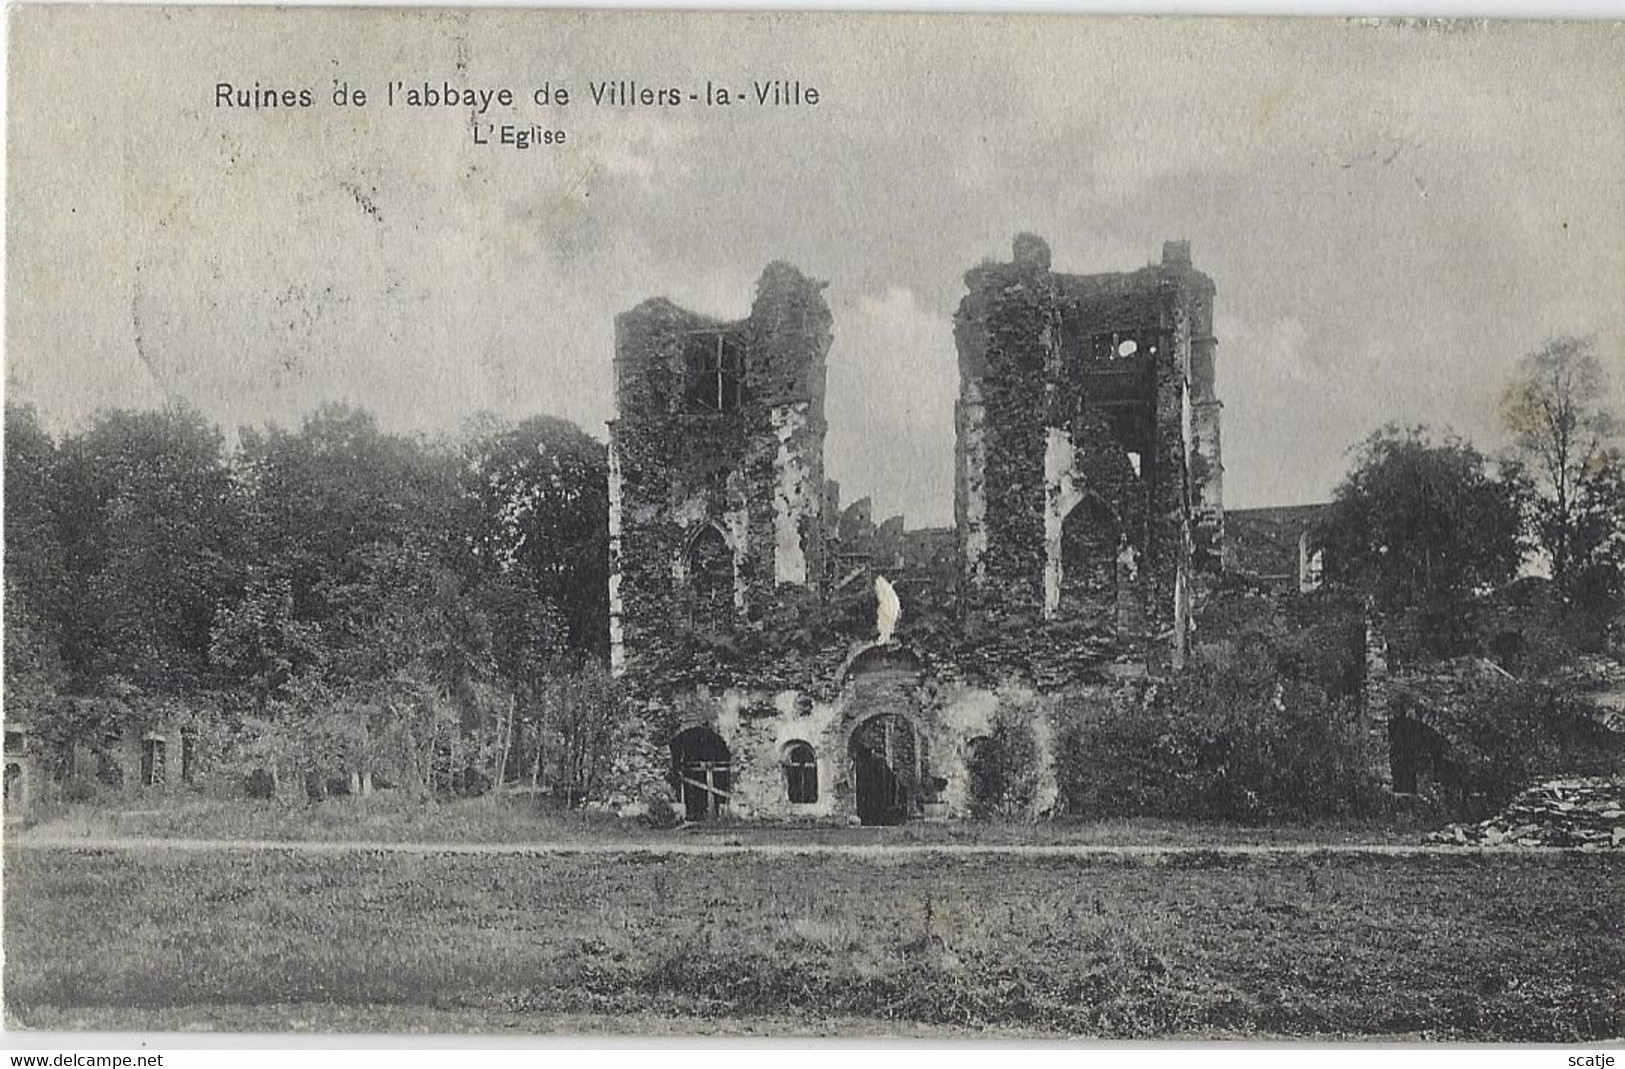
[3,405,68,719]
[208,573,323,713]
[456,414,612,793]
[52,404,242,701]
[1566,449,1625,617]
[460,414,610,662]
[1316,426,1525,657]
[1500,336,1623,592]
[234,405,466,630]
[322,543,504,799]
[536,660,632,805]
[221,408,507,798]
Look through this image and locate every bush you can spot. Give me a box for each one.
[1055,638,1383,822]
[967,705,1041,819]
[1397,675,1624,820]
[640,795,683,829]
[61,776,101,804]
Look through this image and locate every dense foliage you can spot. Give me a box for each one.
[966,702,1041,820]
[3,401,615,803]
[1054,636,1382,822]
[1315,426,1527,659]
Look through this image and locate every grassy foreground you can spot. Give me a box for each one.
[12,793,1434,846]
[4,846,1621,1038]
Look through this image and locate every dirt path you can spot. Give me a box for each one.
[4,834,1610,857]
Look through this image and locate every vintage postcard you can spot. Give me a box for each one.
[4,4,1623,1047]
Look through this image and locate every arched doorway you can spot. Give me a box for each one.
[1389,716,1451,797]
[850,714,921,826]
[671,726,731,820]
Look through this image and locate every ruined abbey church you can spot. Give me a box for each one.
[608,235,1334,824]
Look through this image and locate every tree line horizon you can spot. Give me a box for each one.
[3,333,1621,804]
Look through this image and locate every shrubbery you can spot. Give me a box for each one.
[966,704,1042,819]
[1390,674,1622,819]
[1054,636,1383,822]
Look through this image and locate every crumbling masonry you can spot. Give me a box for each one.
[954,235,1222,678]
[607,237,1300,823]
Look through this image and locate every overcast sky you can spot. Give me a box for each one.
[8,9,1623,525]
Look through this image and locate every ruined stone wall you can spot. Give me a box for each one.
[609,263,833,689]
[642,646,1077,823]
[952,235,1221,681]
[1184,254,1225,570]
[606,240,1254,821]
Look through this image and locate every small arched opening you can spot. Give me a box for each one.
[1389,716,1451,797]
[672,726,732,821]
[782,740,818,804]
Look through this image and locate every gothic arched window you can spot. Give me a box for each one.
[687,524,734,626]
[1060,495,1119,616]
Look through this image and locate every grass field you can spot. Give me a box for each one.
[11,792,1436,847]
[5,845,1621,1039]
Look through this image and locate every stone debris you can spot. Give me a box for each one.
[1426,776,1625,849]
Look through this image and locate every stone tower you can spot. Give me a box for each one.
[608,263,834,677]
[953,235,1223,669]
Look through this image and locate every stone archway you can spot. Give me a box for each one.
[671,726,732,821]
[841,643,928,825]
[850,714,921,825]
[1388,716,1452,797]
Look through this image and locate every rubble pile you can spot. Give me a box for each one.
[1427,776,1625,849]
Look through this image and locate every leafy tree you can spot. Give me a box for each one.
[1500,336,1623,592]
[460,414,609,661]
[454,414,612,794]
[535,659,631,805]
[208,573,323,713]
[1316,426,1525,657]
[3,405,68,719]
[52,404,241,700]
[209,407,487,797]
[234,405,466,630]
[480,574,571,786]
[1565,451,1625,615]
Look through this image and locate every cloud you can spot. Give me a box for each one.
[6,8,1622,529]
[825,287,958,526]
[1217,314,1368,507]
